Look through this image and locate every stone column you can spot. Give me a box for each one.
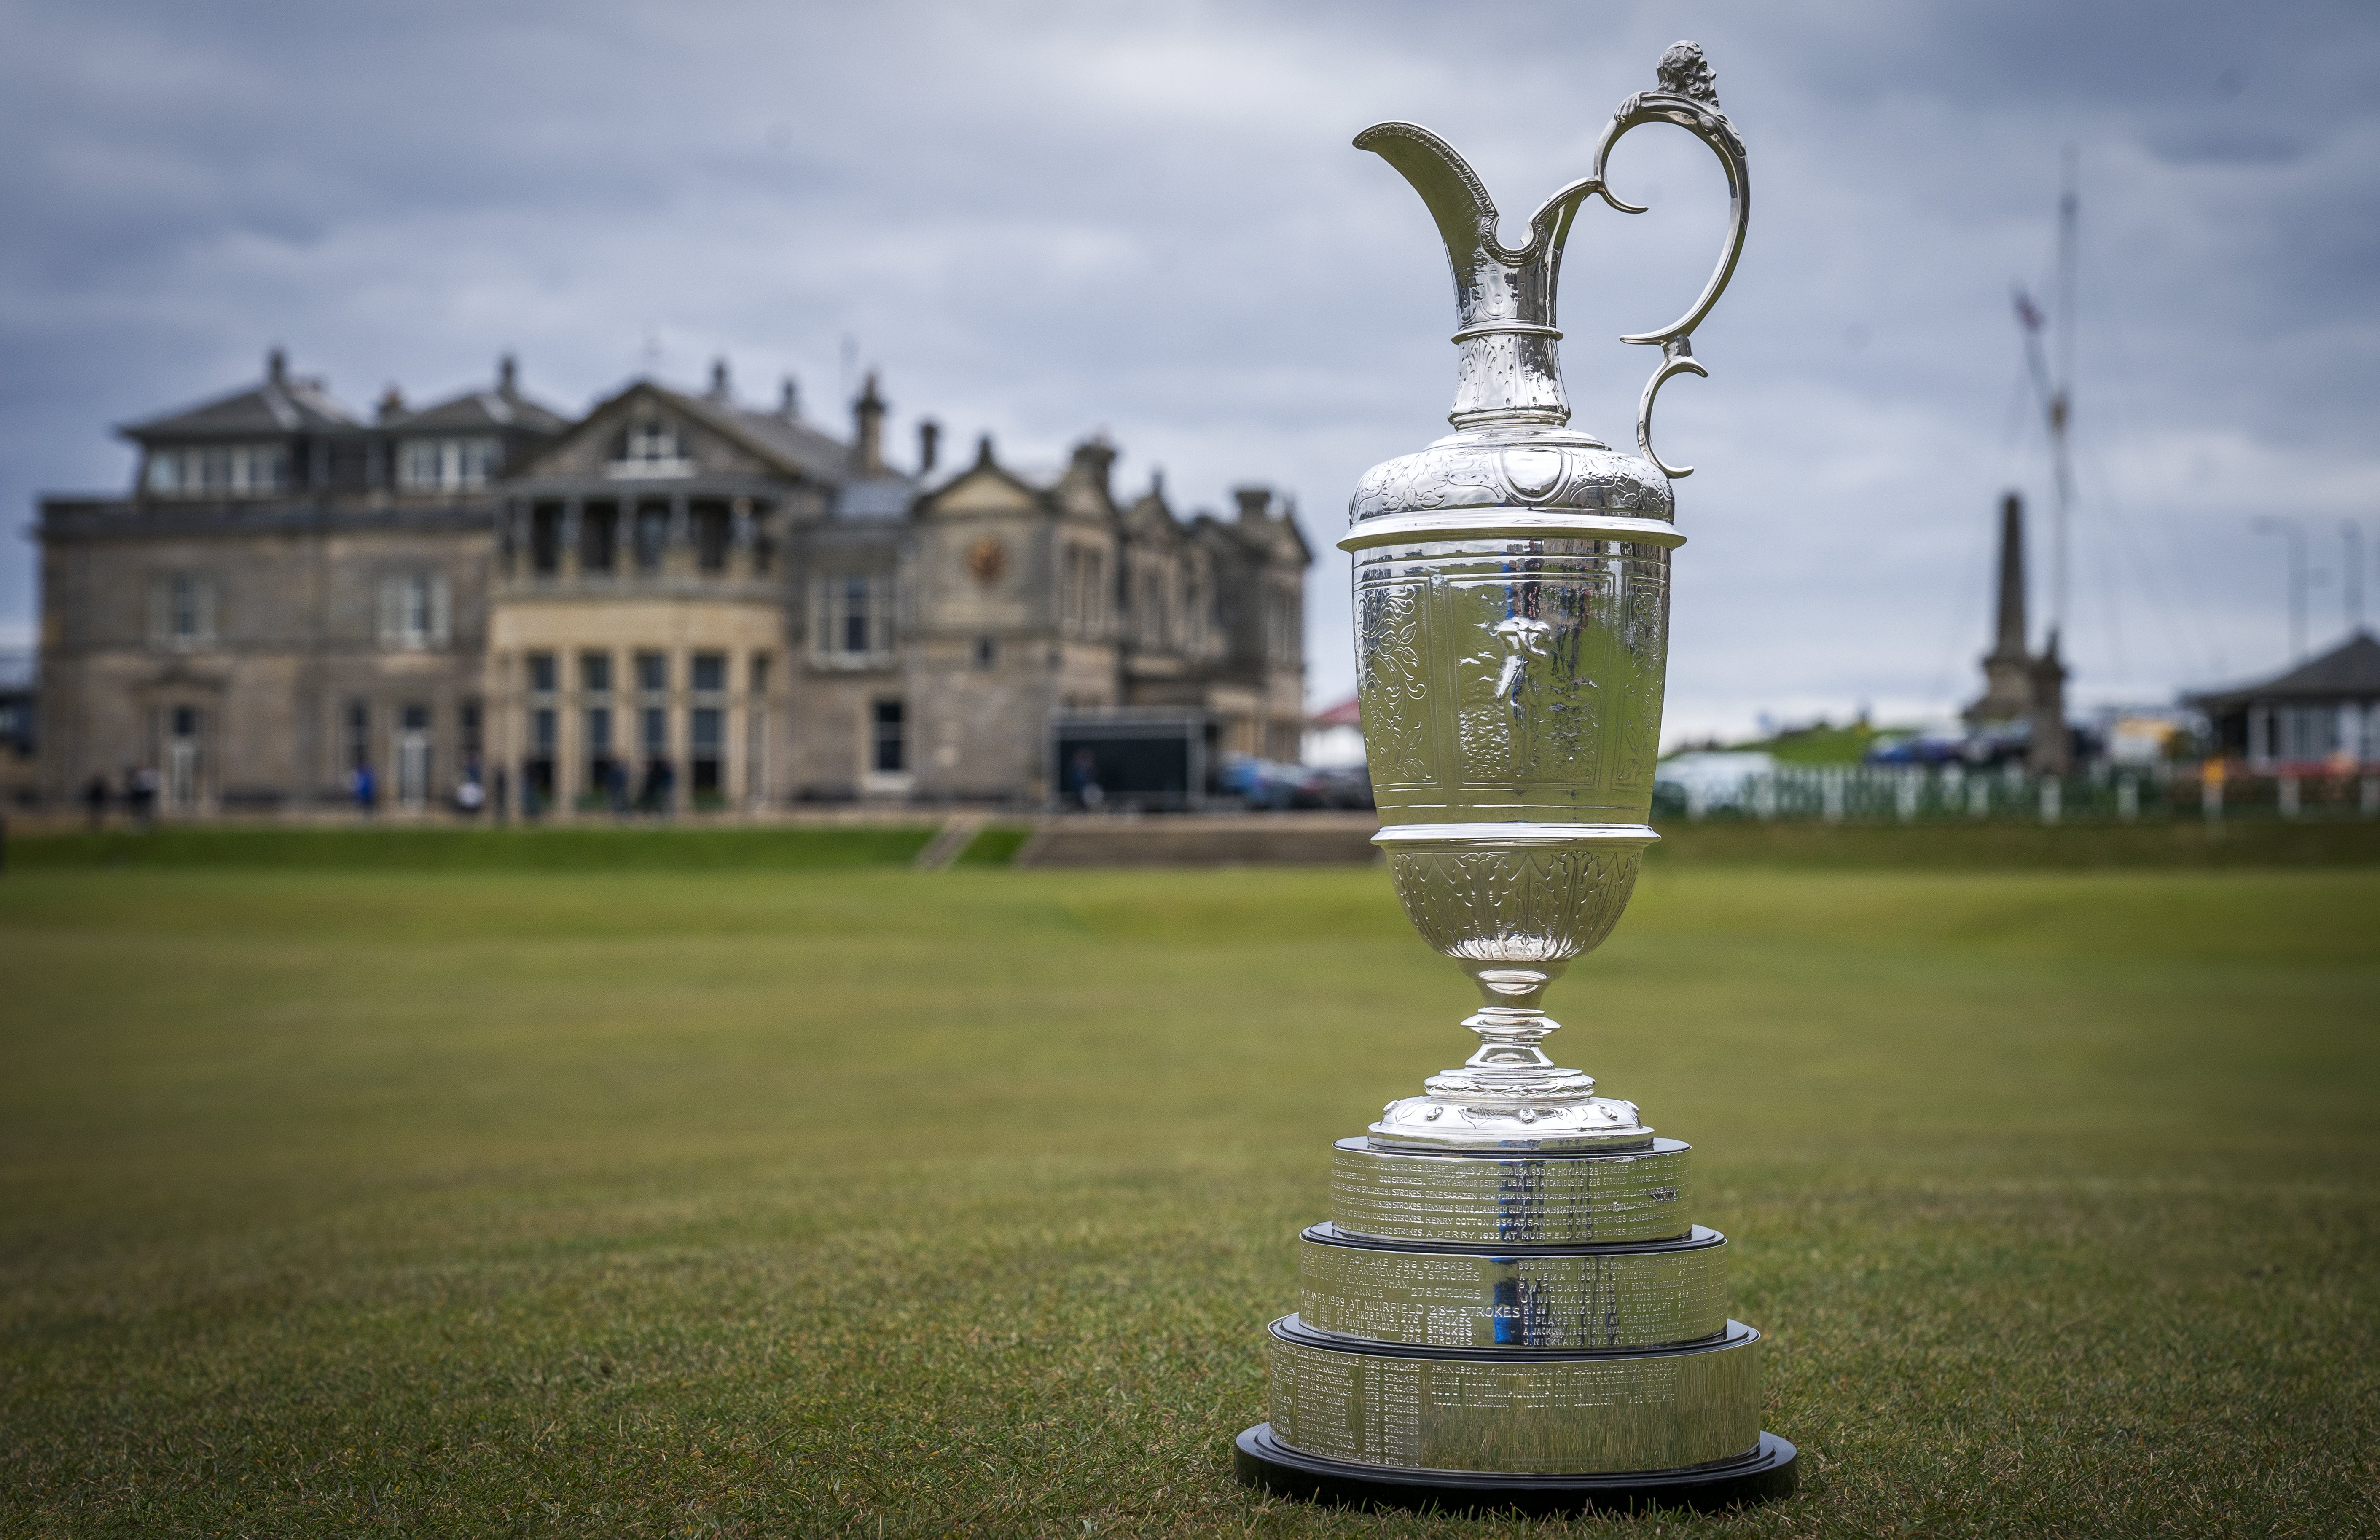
[731,496,755,581]
[668,494,691,579]
[560,498,583,582]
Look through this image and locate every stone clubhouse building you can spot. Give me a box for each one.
[34,350,1310,814]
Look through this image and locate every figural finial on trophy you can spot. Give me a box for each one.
[1354,40,1748,473]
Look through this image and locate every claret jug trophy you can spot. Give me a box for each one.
[1233,43,1796,1514]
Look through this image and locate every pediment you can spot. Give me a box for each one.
[515,386,771,481]
[924,465,1043,517]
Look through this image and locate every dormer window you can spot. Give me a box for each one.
[399,437,500,491]
[627,421,677,462]
[144,443,288,497]
[607,418,695,479]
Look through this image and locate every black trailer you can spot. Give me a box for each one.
[1050,714,1214,811]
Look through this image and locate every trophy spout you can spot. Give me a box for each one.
[1355,40,1749,445]
[1353,121,1576,428]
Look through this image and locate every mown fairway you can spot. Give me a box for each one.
[2,860,2375,1538]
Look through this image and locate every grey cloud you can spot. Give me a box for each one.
[3,0,2377,734]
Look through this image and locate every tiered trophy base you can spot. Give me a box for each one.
[1236,1425,1799,1518]
[1237,1135,1795,1516]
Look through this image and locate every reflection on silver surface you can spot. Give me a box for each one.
[1356,540,1671,826]
[1331,1138,1692,1246]
[1298,1225,1728,1350]
[1267,1317,1763,1475]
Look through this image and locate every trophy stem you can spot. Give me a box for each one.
[1423,986,1597,1105]
[1457,963,1566,1068]
[1430,962,1587,1087]
[1378,960,1648,1148]
[1460,1005,1566,1073]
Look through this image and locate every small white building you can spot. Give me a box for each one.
[2187,632,2380,770]
[1304,695,1366,770]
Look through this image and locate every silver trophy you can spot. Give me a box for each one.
[1235,43,1796,1514]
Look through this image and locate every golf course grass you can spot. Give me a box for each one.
[2,859,2375,1536]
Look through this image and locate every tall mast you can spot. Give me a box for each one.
[2050,145,2077,652]
[2012,148,2079,657]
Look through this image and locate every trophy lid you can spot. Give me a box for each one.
[1346,42,1749,535]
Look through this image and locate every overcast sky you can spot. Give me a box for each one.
[5,0,2375,739]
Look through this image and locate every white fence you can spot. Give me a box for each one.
[1659,762,2380,824]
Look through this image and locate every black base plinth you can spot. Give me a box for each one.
[1233,1424,1797,1517]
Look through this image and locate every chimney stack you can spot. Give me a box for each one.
[918,419,940,475]
[1233,485,1272,523]
[852,372,886,477]
[975,433,996,468]
[1069,436,1116,498]
[377,386,406,422]
[499,354,518,395]
[708,357,732,402]
[267,347,287,385]
[779,376,800,418]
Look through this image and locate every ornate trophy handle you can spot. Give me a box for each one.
[1353,42,1749,464]
[1592,43,1751,479]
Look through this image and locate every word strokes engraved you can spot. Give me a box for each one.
[1267,1323,1764,1474]
[1330,1138,1694,1246]
[1297,1227,1730,1350]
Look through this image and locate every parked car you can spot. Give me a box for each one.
[1217,757,1374,810]
[1218,756,1301,809]
[1299,763,1375,810]
[1864,730,1967,767]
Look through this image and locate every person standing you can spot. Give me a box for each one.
[454,755,486,816]
[81,774,109,831]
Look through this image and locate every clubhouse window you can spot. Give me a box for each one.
[872,700,905,775]
[690,708,723,794]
